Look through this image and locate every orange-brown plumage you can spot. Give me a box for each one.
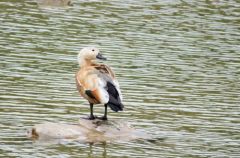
[75,47,123,120]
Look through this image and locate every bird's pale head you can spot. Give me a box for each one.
[78,47,107,66]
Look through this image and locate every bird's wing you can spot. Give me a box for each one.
[94,64,124,111]
[97,64,123,101]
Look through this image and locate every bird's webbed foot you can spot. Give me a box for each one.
[96,116,108,121]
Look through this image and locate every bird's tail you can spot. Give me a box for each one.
[107,102,124,112]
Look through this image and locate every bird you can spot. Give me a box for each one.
[75,47,124,120]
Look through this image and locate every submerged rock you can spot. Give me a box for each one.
[36,0,73,7]
[27,119,150,143]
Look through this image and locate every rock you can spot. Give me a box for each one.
[27,119,150,143]
[36,0,73,7]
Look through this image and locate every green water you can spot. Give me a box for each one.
[0,0,239,157]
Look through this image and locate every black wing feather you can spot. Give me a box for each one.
[85,90,96,99]
[106,82,124,112]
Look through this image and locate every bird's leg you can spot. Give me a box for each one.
[100,104,108,120]
[89,103,95,120]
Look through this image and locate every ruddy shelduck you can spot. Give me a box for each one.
[75,47,124,120]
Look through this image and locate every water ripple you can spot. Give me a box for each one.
[0,0,239,157]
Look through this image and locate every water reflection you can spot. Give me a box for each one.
[88,143,107,158]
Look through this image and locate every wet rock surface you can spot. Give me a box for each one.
[27,119,150,143]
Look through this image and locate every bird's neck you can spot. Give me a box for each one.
[79,58,97,67]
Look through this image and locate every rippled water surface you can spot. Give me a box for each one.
[0,0,240,157]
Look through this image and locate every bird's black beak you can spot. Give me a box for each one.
[96,53,107,60]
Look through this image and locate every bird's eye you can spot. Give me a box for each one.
[92,49,95,52]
